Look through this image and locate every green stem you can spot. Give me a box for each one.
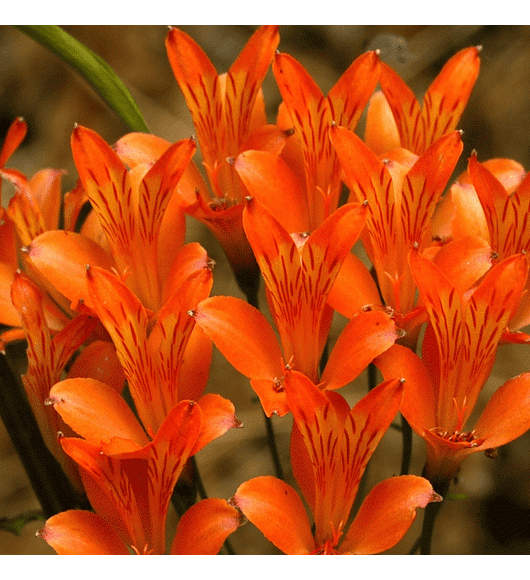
[0,352,88,518]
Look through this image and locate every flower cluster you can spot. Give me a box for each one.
[2,25,530,555]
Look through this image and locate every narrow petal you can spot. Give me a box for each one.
[232,476,315,555]
[171,498,242,555]
[48,378,149,447]
[364,91,400,155]
[328,51,380,131]
[0,117,27,167]
[400,131,463,248]
[225,26,279,148]
[38,510,129,555]
[421,46,481,149]
[340,476,441,554]
[377,61,422,153]
[85,266,157,431]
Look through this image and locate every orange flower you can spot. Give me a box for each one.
[375,249,530,486]
[272,49,380,228]
[9,272,98,488]
[85,261,215,435]
[190,199,400,416]
[330,125,486,345]
[165,26,281,299]
[231,371,440,554]
[40,378,240,554]
[0,118,73,345]
[366,46,481,156]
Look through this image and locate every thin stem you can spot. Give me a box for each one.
[367,361,378,391]
[0,351,88,518]
[400,414,413,475]
[193,456,209,501]
[263,412,285,481]
[419,477,450,555]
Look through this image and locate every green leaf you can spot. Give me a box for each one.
[15,25,150,134]
[0,511,45,536]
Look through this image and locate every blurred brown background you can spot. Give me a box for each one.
[1,25,530,555]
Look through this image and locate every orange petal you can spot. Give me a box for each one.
[26,230,115,310]
[374,344,436,435]
[377,61,422,152]
[340,475,441,554]
[171,498,242,555]
[474,372,530,449]
[0,117,27,167]
[48,378,149,447]
[328,50,380,131]
[191,295,284,383]
[192,393,241,454]
[327,252,383,319]
[178,324,212,402]
[232,476,315,555]
[225,26,279,145]
[431,236,494,295]
[29,168,64,231]
[400,131,463,248]
[0,262,20,327]
[364,90,400,155]
[321,310,400,391]
[38,510,128,555]
[67,340,126,393]
[114,132,171,167]
[234,149,310,233]
[421,46,480,149]
[62,400,202,555]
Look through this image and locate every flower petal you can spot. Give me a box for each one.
[38,510,129,555]
[171,498,242,555]
[232,476,315,555]
[26,229,115,310]
[340,476,441,554]
[234,149,310,233]
[48,378,149,447]
[321,310,400,391]
[474,372,530,449]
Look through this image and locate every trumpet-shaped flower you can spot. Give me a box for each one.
[190,199,400,416]
[272,49,380,228]
[366,46,481,156]
[0,118,76,344]
[330,125,486,343]
[39,378,240,554]
[375,248,530,487]
[85,260,214,435]
[165,26,281,298]
[231,371,440,554]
